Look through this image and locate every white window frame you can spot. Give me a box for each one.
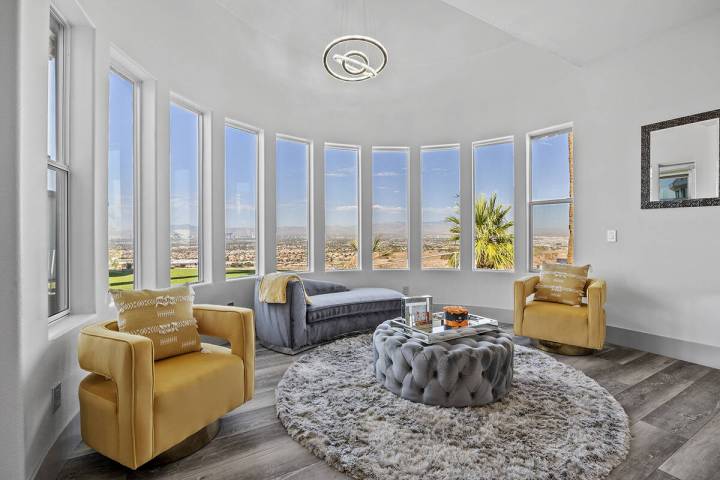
[371,146,410,271]
[224,119,262,281]
[471,136,516,272]
[169,96,206,284]
[420,143,461,271]
[275,133,313,273]
[107,65,142,290]
[526,123,574,273]
[324,142,362,272]
[48,7,70,323]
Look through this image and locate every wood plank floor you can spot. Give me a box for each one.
[57,335,720,480]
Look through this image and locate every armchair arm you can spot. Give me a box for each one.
[513,276,540,336]
[193,305,255,401]
[586,279,607,349]
[77,322,154,468]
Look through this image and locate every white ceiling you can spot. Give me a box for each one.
[214,0,518,68]
[440,0,720,66]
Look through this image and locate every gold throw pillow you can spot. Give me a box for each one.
[111,285,201,360]
[534,263,590,306]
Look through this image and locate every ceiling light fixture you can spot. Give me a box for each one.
[323,35,387,82]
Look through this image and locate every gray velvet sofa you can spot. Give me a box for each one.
[254,278,403,354]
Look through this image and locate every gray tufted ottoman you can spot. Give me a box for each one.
[373,321,514,407]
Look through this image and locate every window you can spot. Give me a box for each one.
[371,148,409,270]
[169,102,202,284]
[421,145,461,269]
[107,70,137,290]
[225,123,259,279]
[325,144,360,271]
[276,136,311,272]
[528,126,574,271]
[48,11,69,320]
[472,138,515,270]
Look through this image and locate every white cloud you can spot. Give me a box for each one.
[334,205,358,212]
[374,171,400,177]
[373,204,405,213]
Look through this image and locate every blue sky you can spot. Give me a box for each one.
[225,126,257,231]
[531,132,571,236]
[474,141,514,219]
[276,138,309,230]
[107,71,134,239]
[421,147,460,224]
[169,103,200,230]
[325,146,358,230]
[372,149,408,229]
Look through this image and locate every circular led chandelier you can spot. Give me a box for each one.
[323,35,388,82]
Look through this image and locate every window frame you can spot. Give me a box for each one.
[371,146,410,271]
[323,142,361,272]
[471,136,516,273]
[169,97,205,284]
[107,65,142,290]
[224,119,262,281]
[48,8,70,323]
[420,143,461,271]
[526,123,574,273]
[275,133,313,273]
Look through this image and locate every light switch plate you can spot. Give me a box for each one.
[606,229,617,242]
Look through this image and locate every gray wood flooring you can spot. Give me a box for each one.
[57,335,720,480]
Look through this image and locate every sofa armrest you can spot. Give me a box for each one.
[193,305,255,401]
[513,275,540,336]
[77,322,154,468]
[253,279,308,352]
[586,279,607,349]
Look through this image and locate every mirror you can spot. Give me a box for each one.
[641,109,720,208]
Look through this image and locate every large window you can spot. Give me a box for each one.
[372,148,409,270]
[473,138,515,271]
[225,123,258,279]
[107,70,137,290]
[48,11,69,319]
[325,144,360,271]
[169,102,202,284]
[528,126,574,271]
[276,135,311,272]
[421,145,461,269]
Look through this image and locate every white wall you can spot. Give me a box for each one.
[3,0,720,478]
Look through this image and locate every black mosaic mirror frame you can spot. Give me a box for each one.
[641,108,720,209]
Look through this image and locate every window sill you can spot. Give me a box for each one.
[48,312,97,342]
[225,275,259,283]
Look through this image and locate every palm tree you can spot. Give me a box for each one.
[445,193,514,269]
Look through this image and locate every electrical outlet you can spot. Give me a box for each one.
[402,286,409,295]
[606,229,617,243]
[52,383,62,413]
[227,301,235,306]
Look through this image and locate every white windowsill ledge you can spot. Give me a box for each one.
[48,313,97,342]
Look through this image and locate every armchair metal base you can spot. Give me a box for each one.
[537,340,595,356]
[145,420,220,467]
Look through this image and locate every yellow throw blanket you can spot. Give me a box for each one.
[258,272,312,304]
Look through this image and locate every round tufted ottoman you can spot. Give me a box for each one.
[372,321,514,407]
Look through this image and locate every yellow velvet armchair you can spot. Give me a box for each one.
[77,305,255,469]
[514,276,607,354]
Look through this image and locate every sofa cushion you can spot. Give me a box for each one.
[111,285,201,360]
[302,279,349,297]
[153,343,245,455]
[306,288,403,324]
[522,300,589,347]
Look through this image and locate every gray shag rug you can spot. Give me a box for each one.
[276,334,630,480]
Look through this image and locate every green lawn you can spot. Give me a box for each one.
[108,267,255,290]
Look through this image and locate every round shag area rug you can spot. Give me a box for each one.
[276,334,630,480]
